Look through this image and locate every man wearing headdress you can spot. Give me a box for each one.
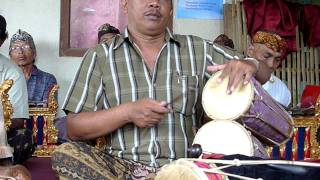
[97,23,120,44]
[213,34,235,50]
[0,15,32,165]
[247,30,291,107]
[9,29,57,107]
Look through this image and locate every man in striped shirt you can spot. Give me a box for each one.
[52,0,271,179]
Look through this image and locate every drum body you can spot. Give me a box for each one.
[242,79,293,145]
[193,120,268,158]
[202,72,293,146]
[155,159,224,180]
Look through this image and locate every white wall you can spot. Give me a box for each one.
[0,0,223,117]
[173,0,224,41]
[0,0,82,117]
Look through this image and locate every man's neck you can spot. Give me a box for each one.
[129,28,166,72]
[130,29,166,49]
[20,64,33,80]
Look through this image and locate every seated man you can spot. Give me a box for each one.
[97,23,120,44]
[9,29,57,106]
[9,30,67,144]
[51,0,271,179]
[247,31,291,107]
[213,34,235,49]
[0,15,33,165]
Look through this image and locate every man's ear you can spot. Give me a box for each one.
[32,51,37,60]
[121,0,128,13]
[247,43,254,56]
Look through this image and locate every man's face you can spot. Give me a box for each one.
[248,43,282,71]
[9,40,35,67]
[122,0,172,35]
[99,33,116,44]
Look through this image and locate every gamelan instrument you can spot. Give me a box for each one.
[201,71,294,146]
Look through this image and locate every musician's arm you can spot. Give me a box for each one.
[206,42,271,84]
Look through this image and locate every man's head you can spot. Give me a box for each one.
[9,29,36,67]
[121,0,173,36]
[247,31,286,71]
[0,15,8,46]
[213,34,234,49]
[98,23,120,43]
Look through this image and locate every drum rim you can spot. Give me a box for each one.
[202,72,254,120]
[193,120,254,156]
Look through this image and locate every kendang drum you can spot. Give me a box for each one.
[155,159,225,180]
[202,71,293,146]
[193,120,268,158]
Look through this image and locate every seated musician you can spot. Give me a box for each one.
[9,29,58,107]
[0,15,34,165]
[8,30,68,144]
[213,34,235,50]
[247,30,291,107]
[97,23,120,44]
[51,0,272,179]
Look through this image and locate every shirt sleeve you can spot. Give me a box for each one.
[45,74,58,101]
[205,41,244,79]
[7,67,29,119]
[62,47,105,114]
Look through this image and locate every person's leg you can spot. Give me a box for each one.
[52,142,126,179]
[52,141,157,179]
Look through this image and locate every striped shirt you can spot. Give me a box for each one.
[62,28,241,167]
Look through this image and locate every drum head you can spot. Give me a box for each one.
[202,71,254,120]
[193,120,254,156]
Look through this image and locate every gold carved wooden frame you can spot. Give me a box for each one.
[29,85,59,156]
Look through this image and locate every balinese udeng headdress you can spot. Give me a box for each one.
[252,31,286,56]
[97,23,120,41]
[9,29,36,53]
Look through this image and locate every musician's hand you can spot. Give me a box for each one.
[207,60,257,94]
[127,98,170,128]
[12,165,31,180]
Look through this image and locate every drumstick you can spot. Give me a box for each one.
[183,158,320,167]
[166,95,183,106]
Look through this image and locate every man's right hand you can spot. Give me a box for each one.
[126,98,170,128]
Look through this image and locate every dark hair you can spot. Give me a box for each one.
[0,15,8,42]
[213,34,234,49]
[97,23,120,41]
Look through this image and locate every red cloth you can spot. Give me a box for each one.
[244,0,298,52]
[244,0,320,51]
[300,85,320,108]
[300,5,320,47]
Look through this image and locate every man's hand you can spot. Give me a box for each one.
[127,99,170,128]
[207,60,257,94]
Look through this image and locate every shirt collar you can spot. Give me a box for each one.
[30,65,39,76]
[113,27,180,49]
